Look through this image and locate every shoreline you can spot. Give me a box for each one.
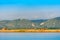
[0,29,60,32]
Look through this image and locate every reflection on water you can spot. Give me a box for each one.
[0,33,60,40]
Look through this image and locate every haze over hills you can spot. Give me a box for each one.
[0,17,60,29]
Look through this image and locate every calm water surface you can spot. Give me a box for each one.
[0,33,60,40]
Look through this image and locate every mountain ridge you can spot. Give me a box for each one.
[0,17,60,29]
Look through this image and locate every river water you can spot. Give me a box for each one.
[0,33,60,40]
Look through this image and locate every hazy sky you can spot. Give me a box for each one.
[0,0,60,20]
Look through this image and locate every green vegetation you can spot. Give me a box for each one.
[0,17,60,29]
[40,17,60,29]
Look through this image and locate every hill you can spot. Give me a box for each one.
[0,17,60,29]
[40,17,60,29]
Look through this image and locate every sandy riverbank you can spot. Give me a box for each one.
[0,29,60,32]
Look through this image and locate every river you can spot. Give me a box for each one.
[0,33,60,40]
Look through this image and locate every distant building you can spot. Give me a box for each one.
[2,27,8,30]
